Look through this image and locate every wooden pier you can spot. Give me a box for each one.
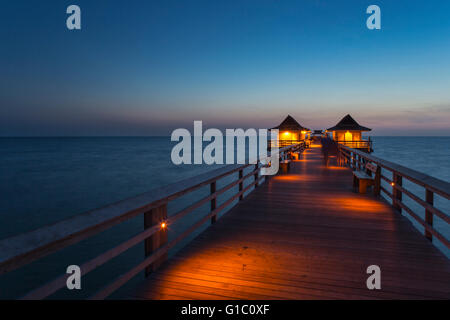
[0,142,449,299]
[128,145,450,299]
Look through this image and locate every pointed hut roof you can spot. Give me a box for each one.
[271,115,310,131]
[326,114,371,132]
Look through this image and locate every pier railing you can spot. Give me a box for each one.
[338,145,450,249]
[0,143,304,300]
[270,139,310,148]
[336,140,372,150]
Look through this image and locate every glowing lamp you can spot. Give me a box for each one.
[301,131,306,134]
[161,222,167,229]
[391,182,395,186]
[284,131,290,136]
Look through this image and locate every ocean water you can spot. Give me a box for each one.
[0,136,448,298]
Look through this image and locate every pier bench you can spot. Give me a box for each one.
[290,152,300,160]
[280,160,291,173]
[352,162,379,194]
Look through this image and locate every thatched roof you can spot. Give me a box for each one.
[326,114,371,132]
[271,115,310,132]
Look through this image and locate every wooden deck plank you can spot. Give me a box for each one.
[147,264,441,299]
[128,145,450,300]
[163,257,450,298]
[172,243,450,281]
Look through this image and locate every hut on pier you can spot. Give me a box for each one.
[326,114,373,152]
[271,115,311,147]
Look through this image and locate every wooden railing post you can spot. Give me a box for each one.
[393,173,403,213]
[374,166,381,196]
[144,203,168,277]
[352,152,356,170]
[348,151,352,169]
[425,189,434,241]
[364,159,370,175]
[337,148,342,166]
[351,152,355,170]
[254,164,259,188]
[211,182,217,224]
[238,170,243,201]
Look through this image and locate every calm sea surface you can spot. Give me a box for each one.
[0,136,449,298]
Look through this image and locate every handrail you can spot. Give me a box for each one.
[0,164,245,274]
[269,139,308,148]
[336,140,372,150]
[338,144,450,248]
[339,145,450,198]
[0,143,304,299]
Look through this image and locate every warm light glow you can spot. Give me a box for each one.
[325,166,349,170]
[301,131,306,134]
[273,174,320,182]
[344,131,352,141]
[284,131,290,136]
[161,222,167,229]
[391,182,395,186]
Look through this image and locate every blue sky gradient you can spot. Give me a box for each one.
[1,0,450,135]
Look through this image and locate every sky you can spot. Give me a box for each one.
[1,0,450,136]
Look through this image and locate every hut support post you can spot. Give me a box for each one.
[144,203,168,277]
